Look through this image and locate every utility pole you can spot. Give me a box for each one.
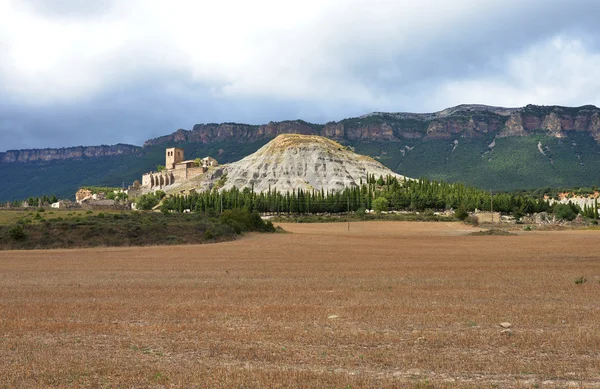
[491,190,494,224]
[347,194,350,231]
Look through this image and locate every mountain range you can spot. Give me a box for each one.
[3,104,600,201]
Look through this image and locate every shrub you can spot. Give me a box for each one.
[97,212,105,218]
[423,209,435,217]
[7,225,27,241]
[464,215,479,226]
[220,209,275,233]
[575,276,587,285]
[455,205,469,221]
[554,204,577,221]
[204,230,214,240]
[355,206,366,218]
[135,193,162,210]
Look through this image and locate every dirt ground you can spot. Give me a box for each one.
[1,221,599,388]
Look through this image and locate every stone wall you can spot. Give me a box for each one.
[141,166,207,189]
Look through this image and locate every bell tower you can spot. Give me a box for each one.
[165,148,184,170]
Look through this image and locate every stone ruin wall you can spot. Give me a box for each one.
[142,166,208,189]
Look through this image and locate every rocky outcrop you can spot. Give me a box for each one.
[143,104,600,147]
[172,134,407,194]
[499,113,527,137]
[0,144,141,164]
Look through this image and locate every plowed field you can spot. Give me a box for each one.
[1,222,599,388]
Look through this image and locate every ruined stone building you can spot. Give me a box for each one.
[141,148,218,189]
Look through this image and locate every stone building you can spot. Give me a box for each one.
[141,148,218,189]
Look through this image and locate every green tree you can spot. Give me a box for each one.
[156,165,165,172]
[372,197,389,213]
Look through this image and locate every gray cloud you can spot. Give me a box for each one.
[21,0,114,19]
[1,0,600,151]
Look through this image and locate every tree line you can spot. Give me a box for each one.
[154,175,566,216]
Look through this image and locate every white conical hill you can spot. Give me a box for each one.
[218,134,407,192]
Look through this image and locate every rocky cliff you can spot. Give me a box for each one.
[0,144,141,164]
[143,104,600,146]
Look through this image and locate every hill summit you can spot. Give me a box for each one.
[173,134,407,193]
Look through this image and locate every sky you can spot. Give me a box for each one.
[1,0,600,151]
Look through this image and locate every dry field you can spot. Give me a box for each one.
[1,222,599,388]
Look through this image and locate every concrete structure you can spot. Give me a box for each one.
[141,148,218,190]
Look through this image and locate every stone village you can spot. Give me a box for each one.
[66,148,218,208]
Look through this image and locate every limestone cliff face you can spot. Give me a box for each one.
[0,144,141,164]
[144,104,600,147]
[499,113,527,137]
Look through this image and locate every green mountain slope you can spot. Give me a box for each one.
[4,104,600,201]
[0,140,269,201]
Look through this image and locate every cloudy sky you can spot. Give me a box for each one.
[1,0,599,151]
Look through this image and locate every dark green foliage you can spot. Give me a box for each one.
[135,193,161,210]
[350,132,600,191]
[0,211,259,250]
[553,203,577,221]
[220,209,275,234]
[159,176,553,219]
[454,205,469,220]
[7,224,27,241]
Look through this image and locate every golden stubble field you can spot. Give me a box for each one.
[1,221,599,388]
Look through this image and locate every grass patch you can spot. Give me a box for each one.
[0,209,274,250]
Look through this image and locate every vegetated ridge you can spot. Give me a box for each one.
[4,103,600,201]
[168,134,407,194]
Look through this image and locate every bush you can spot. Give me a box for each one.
[7,225,27,241]
[455,205,469,221]
[355,206,366,218]
[554,204,577,221]
[220,209,276,234]
[135,193,161,210]
[575,276,587,285]
[464,215,479,226]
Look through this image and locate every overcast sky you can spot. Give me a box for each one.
[1,0,600,151]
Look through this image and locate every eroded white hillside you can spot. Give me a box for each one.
[220,134,406,192]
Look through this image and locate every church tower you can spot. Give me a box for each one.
[165,148,184,170]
